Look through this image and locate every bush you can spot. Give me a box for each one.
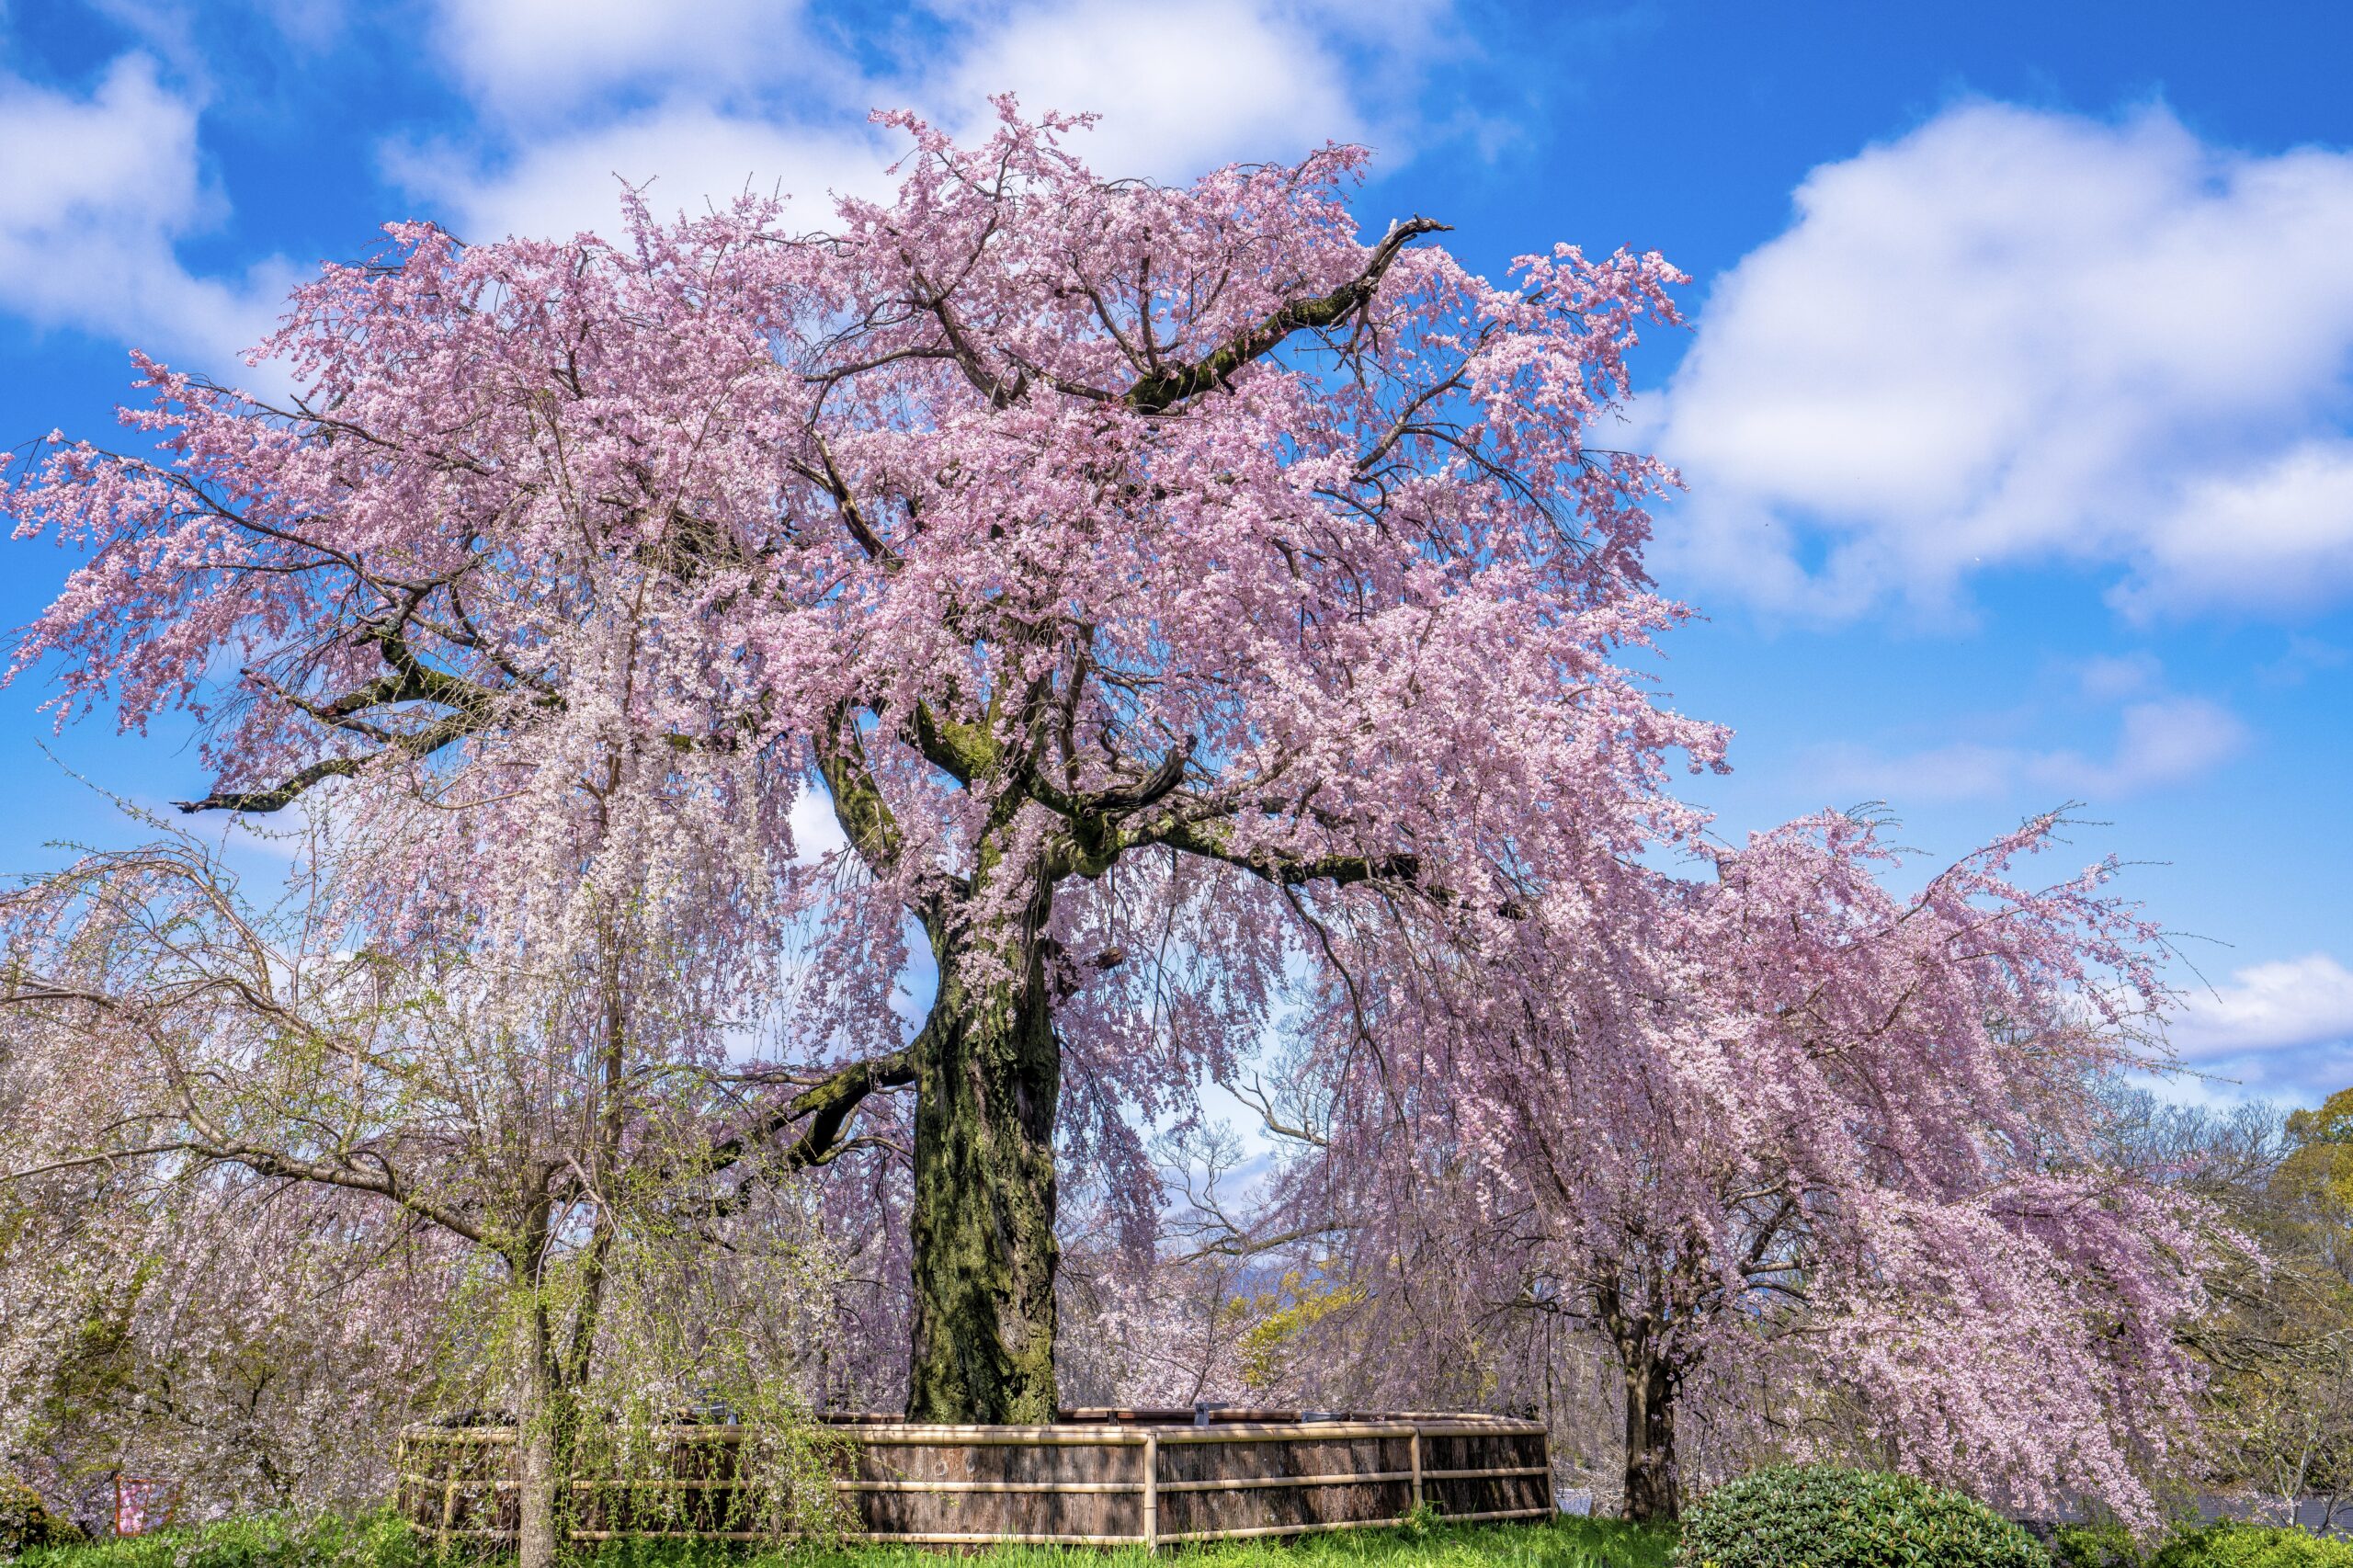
[2146,1524,2353,1568]
[1673,1465,2040,1568]
[2049,1523,2146,1568]
[1,1475,80,1559]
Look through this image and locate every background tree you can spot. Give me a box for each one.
[0,828,844,1568]
[2,103,1708,1427]
[1242,811,2212,1526]
[0,1165,453,1523]
[2124,1088,2353,1523]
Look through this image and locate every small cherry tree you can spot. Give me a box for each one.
[4,103,1711,1438]
[1267,811,2212,1524]
[0,826,855,1564]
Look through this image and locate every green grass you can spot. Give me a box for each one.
[17,1511,1673,1568]
[777,1516,1670,1568]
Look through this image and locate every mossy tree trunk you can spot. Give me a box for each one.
[904,880,1063,1424]
[1620,1348,1680,1524]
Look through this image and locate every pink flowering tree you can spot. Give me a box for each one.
[3,103,1711,1443]
[0,825,859,1562]
[1258,810,2211,1524]
[0,1159,457,1517]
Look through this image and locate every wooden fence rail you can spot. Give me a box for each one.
[395,1413,1553,1549]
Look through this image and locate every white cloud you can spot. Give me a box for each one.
[2172,954,2353,1060]
[403,0,1449,244]
[2041,696,2246,797]
[932,0,1370,179]
[0,1,1458,422]
[431,0,832,123]
[1809,694,2243,804]
[2121,438,2353,616]
[1651,101,2353,621]
[786,780,847,865]
[0,54,288,372]
[389,107,895,244]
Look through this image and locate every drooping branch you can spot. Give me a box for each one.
[188,1135,492,1248]
[176,755,370,816]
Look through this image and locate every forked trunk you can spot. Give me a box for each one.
[904,925,1063,1423]
[1620,1350,1680,1523]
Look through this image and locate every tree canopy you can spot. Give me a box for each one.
[0,104,2218,1540]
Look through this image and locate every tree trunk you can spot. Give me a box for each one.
[904,921,1062,1423]
[514,1296,564,1568]
[1621,1350,1680,1524]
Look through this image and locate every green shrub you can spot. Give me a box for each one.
[2049,1523,2146,1568]
[2146,1523,2353,1568]
[1672,1465,2040,1568]
[1,1475,79,1559]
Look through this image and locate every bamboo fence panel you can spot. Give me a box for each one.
[396,1413,1552,1550]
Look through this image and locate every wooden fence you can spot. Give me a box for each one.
[395,1411,1553,1548]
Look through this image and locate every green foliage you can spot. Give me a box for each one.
[1234,1273,1368,1396]
[17,1514,1668,1568]
[2049,1524,2146,1568]
[609,1515,1668,1568]
[2280,1090,2353,1217]
[1670,1466,2040,1568]
[1,1475,81,1558]
[2182,1088,2353,1503]
[17,1509,415,1568]
[2145,1524,2353,1568]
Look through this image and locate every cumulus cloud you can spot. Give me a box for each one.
[2172,953,2353,1060]
[388,108,896,244]
[401,0,1451,244]
[0,53,288,370]
[2121,439,2353,617]
[1651,101,2353,621]
[431,0,834,123]
[8,0,1453,354]
[1809,694,2244,804]
[931,0,1371,179]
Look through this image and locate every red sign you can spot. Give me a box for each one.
[112,1476,177,1537]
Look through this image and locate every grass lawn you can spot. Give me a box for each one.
[19,1513,1675,1568]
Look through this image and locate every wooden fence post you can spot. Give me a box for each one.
[1142,1432,1160,1552]
[1409,1427,1424,1515]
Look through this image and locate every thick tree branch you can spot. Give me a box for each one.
[176,614,515,814]
[176,755,368,815]
[813,706,907,876]
[1143,817,1421,892]
[1120,218,1449,414]
[688,1043,918,1219]
[190,1138,489,1247]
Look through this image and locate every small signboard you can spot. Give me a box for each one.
[112,1475,178,1537]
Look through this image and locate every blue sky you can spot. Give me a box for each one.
[1,0,2349,1107]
